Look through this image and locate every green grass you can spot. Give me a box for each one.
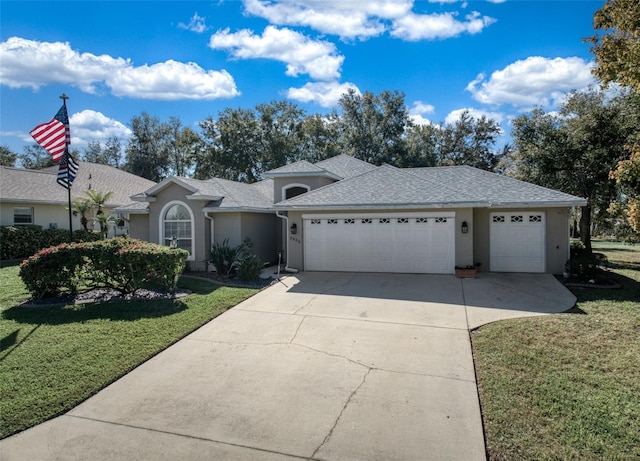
[472,241,640,460]
[0,266,258,439]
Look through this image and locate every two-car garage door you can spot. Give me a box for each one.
[303,213,455,274]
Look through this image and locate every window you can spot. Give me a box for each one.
[379,218,390,224]
[283,184,311,201]
[529,215,542,223]
[345,218,355,224]
[310,219,321,225]
[328,219,338,224]
[398,218,409,224]
[14,207,33,225]
[492,216,505,223]
[435,217,448,223]
[162,203,193,256]
[361,218,372,224]
[511,215,523,223]
[417,218,428,223]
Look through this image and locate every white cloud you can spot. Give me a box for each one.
[178,12,209,34]
[243,0,410,40]
[242,0,494,41]
[409,100,436,125]
[209,26,344,81]
[70,110,132,146]
[287,81,360,108]
[107,60,238,100]
[466,56,596,109]
[391,11,495,41]
[0,37,239,100]
[445,107,505,125]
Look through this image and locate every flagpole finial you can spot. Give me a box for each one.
[59,93,69,102]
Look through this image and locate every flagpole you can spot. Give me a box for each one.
[60,94,73,243]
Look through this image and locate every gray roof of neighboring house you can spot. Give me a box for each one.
[0,162,156,207]
[275,164,587,210]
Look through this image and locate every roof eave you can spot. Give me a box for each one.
[202,206,275,214]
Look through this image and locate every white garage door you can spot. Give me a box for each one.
[303,213,455,274]
[490,211,545,273]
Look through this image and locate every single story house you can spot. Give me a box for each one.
[117,154,587,275]
[0,162,156,237]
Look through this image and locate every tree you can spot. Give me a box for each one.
[298,113,342,163]
[438,110,503,170]
[510,88,633,251]
[197,108,262,182]
[337,89,410,166]
[82,141,103,163]
[166,117,201,177]
[588,0,640,92]
[0,145,17,167]
[403,123,439,168]
[124,113,171,182]
[18,145,54,169]
[256,100,306,169]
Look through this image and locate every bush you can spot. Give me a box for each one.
[19,238,189,299]
[237,253,264,282]
[209,238,240,276]
[0,225,100,260]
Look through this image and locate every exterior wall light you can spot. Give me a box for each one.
[461,221,469,234]
[290,223,297,234]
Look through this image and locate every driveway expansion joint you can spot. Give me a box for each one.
[65,415,313,460]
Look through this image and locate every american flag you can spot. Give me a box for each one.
[56,151,79,190]
[30,103,71,162]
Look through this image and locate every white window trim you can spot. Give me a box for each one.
[13,207,34,225]
[282,183,311,201]
[158,200,195,261]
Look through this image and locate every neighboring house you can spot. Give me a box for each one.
[118,154,587,275]
[0,162,156,237]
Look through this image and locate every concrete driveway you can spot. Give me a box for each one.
[1,272,576,460]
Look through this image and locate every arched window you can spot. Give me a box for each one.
[161,202,194,258]
[282,183,311,200]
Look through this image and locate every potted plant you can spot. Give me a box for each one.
[455,263,480,278]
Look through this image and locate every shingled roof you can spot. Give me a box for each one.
[274,164,586,210]
[0,162,156,207]
[132,176,274,212]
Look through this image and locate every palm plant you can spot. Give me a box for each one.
[71,197,94,231]
[85,190,114,216]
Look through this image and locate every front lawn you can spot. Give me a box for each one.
[0,264,258,439]
[472,242,640,460]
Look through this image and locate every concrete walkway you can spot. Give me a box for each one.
[1,272,576,461]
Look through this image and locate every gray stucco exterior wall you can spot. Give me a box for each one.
[240,213,278,265]
[273,176,335,203]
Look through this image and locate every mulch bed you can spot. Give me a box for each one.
[20,288,192,308]
[555,274,621,289]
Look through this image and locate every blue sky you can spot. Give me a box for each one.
[1,0,602,159]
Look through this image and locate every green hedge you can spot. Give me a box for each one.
[19,238,189,299]
[0,226,100,260]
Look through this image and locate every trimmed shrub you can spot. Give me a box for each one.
[0,225,99,260]
[19,238,188,299]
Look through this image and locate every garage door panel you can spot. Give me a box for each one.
[304,214,455,274]
[490,212,545,273]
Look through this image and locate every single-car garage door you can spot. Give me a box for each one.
[490,211,545,273]
[303,212,455,273]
